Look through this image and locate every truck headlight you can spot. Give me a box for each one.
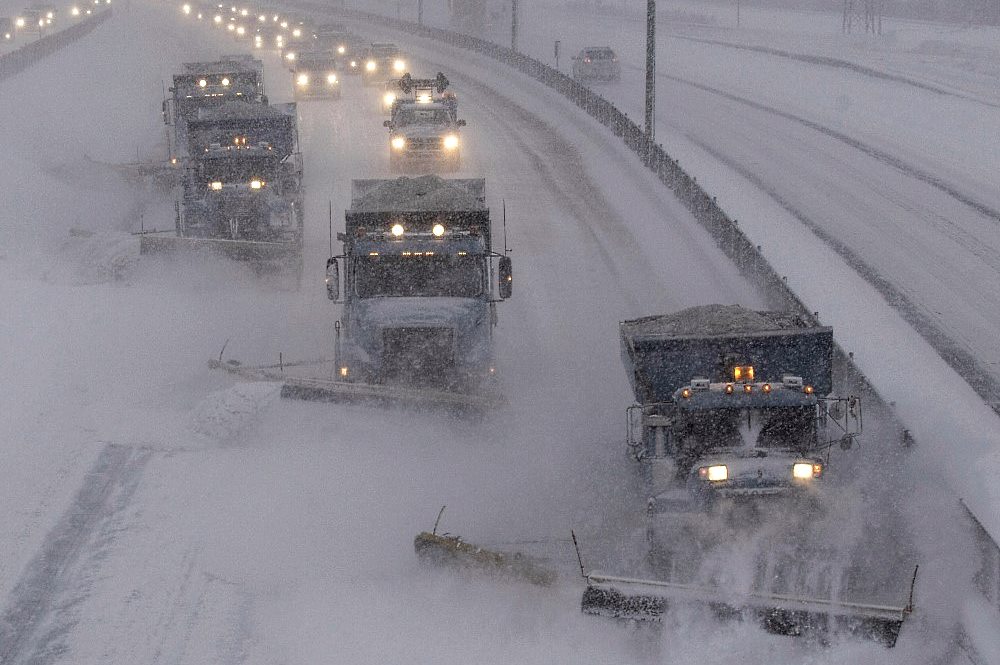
[327,73,337,84]
[443,134,459,150]
[297,73,309,86]
[391,136,406,150]
[393,58,405,72]
[700,465,728,482]
[365,60,376,71]
[792,462,821,479]
[383,92,396,107]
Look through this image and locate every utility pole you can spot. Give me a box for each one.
[644,0,655,139]
[511,0,519,51]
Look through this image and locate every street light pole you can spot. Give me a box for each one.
[511,0,519,51]
[644,0,655,139]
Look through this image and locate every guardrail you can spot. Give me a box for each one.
[0,7,113,82]
[288,0,1000,612]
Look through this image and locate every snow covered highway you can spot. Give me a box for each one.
[0,0,998,662]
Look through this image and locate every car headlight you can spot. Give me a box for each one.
[365,60,376,71]
[181,3,191,14]
[350,60,357,68]
[327,73,337,84]
[391,223,405,236]
[297,73,309,86]
[249,179,263,189]
[393,59,406,72]
[442,134,459,150]
[209,181,223,190]
[221,77,230,86]
[292,27,301,37]
[337,45,345,54]
[383,92,396,106]
[285,51,296,61]
[236,25,245,35]
[792,462,821,479]
[391,137,406,150]
[700,465,728,482]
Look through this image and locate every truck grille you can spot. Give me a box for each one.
[381,327,455,385]
[406,137,442,153]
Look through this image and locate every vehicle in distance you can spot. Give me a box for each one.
[572,46,620,82]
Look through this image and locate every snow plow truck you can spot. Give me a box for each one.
[581,304,916,646]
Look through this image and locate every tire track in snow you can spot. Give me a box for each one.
[417,56,686,314]
[670,34,1000,111]
[689,136,1000,410]
[0,443,152,664]
[640,65,1000,231]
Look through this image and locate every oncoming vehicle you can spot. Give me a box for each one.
[386,102,466,172]
[291,51,341,100]
[362,42,405,86]
[322,176,512,403]
[571,46,621,82]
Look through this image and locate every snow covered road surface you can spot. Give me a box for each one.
[0,0,991,661]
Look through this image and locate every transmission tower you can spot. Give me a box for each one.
[843,0,883,35]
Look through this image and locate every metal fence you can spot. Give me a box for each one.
[0,8,113,82]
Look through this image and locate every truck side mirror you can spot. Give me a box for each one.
[383,120,393,128]
[325,257,340,301]
[498,256,512,299]
[456,119,466,127]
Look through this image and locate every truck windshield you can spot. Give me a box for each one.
[201,155,279,181]
[395,108,452,126]
[355,254,483,298]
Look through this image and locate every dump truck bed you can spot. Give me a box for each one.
[620,305,833,404]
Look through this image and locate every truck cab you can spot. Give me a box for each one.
[621,305,859,507]
[325,177,512,392]
[164,56,266,161]
[157,101,303,269]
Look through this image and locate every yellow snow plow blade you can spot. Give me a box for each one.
[582,571,914,647]
[414,532,557,587]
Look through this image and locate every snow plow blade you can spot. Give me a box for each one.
[581,573,911,647]
[207,358,504,412]
[414,531,557,587]
[139,234,300,264]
